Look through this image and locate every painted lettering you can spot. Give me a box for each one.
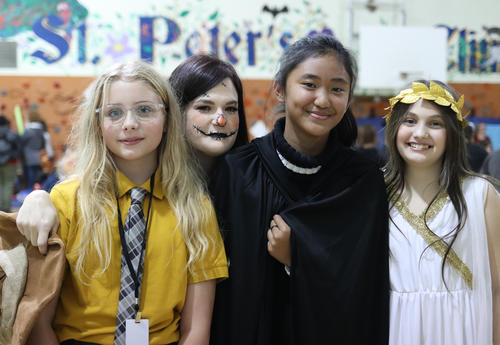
[31,15,69,63]
[224,32,241,64]
[139,16,181,62]
[279,32,293,50]
[76,21,86,64]
[247,31,262,66]
[185,31,202,56]
[209,24,219,56]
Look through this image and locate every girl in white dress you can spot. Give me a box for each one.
[383,80,500,345]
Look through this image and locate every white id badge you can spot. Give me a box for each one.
[125,319,149,345]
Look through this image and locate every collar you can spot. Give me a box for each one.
[276,150,322,174]
[272,117,339,172]
[116,169,163,200]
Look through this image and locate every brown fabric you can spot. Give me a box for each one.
[0,243,28,344]
[0,266,5,301]
[0,211,66,345]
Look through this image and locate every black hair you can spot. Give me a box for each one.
[358,123,377,147]
[0,115,9,126]
[169,54,249,148]
[274,34,358,146]
[463,125,473,142]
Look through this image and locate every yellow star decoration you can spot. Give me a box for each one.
[385,82,467,127]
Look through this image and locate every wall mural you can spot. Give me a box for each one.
[1,0,333,77]
[1,0,500,157]
[438,24,500,79]
[0,75,93,157]
[0,0,88,38]
[1,0,499,81]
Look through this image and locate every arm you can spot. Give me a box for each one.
[485,184,500,345]
[16,190,59,255]
[12,132,22,160]
[179,280,216,345]
[267,214,291,267]
[25,291,59,345]
[43,131,54,160]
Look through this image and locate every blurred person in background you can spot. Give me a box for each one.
[41,146,77,192]
[357,123,385,168]
[473,122,493,153]
[464,124,488,172]
[0,115,20,211]
[481,149,500,183]
[40,119,55,180]
[20,110,53,189]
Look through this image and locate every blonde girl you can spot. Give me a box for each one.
[28,61,227,345]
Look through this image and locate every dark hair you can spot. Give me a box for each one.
[0,115,9,126]
[383,79,498,286]
[28,109,43,123]
[275,34,358,146]
[169,54,249,148]
[358,123,377,147]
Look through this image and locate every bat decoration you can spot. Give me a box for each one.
[483,26,500,35]
[262,5,288,18]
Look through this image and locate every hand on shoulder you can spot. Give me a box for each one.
[16,190,59,255]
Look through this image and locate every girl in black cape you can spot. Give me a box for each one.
[209,34,389,345]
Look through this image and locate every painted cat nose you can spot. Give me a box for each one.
[215,114,227,126]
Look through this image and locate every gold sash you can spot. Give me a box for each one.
[392,191,473,289]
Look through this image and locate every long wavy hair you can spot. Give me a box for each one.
[384,79,498,284]
[274,34,358,147]
[66,61,216,281]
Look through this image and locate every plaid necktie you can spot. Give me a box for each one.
[114,187,148,345]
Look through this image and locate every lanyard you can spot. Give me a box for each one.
[116,173,154,316]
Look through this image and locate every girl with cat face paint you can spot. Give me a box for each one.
[183,78,240,171]
[170,55,249,174]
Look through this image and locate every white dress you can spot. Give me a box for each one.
[389,176,494,345]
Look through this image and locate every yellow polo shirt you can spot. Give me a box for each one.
[50,170,228,345]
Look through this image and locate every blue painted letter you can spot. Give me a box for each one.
[31,15,69,63]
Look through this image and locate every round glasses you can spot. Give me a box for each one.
[96,102,165,123]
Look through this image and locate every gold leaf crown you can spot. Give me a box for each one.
[384,81,467,127]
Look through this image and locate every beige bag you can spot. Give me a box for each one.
[0,212,65,345]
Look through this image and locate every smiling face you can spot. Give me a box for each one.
[278,54,350,155]
[396,99,447,171]
[184,77,239,159]
[100,80,165,173]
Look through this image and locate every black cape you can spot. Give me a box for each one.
[210,119,389,345]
